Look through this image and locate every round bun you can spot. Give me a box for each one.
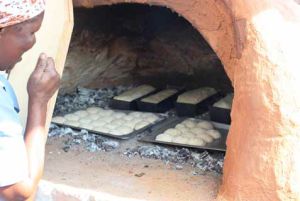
[91,121,106,128]
[109,129,122,136]
[156,134,172,142]
[89,114,100,121]
[190,127,206,136]
[206,129,221,139]
[129,112,143,118]
[87,107,102,114]
[79,118,92,124]
[188,138,206,146]
[117,126,133,135]
[94,126,110,133]
[172,136,189,144]
[164,128,181,136]
[182,119,197,128]
[100,110,114,117]
[200,134,214,143]
[52,116,65,124]
[74,110,89,117]
[64,114,79,121]
[147,116,159,123]
[135,121,149,130]
[103,116,114,123]
[113,112,126,119]
[123,115,134,122]
[110,119,126,127]
[197,121,213,130]
[80,123,92,130]
[66,120,80,127]
[105,123,118,130]
[175,124,186,130]
[176,127,190,134]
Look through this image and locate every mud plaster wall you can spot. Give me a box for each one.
[73,0,300,201]
[60,5,232,94]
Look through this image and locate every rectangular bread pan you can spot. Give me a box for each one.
[175,93,223,117]
[137,89,184,113]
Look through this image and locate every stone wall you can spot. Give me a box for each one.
[60,5,232,94]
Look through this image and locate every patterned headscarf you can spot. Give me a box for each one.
[0,0,46,28]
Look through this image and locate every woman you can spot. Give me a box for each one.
[0,1,60,200]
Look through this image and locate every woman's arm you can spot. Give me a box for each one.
[0,54,60,201]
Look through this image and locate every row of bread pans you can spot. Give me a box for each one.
[110,87,228,118]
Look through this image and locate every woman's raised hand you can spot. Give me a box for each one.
[27,53,60,105]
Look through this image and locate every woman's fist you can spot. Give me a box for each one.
[27,53,60,105]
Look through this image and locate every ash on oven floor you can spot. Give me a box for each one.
[50,86,225,174]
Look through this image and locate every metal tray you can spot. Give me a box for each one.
[139,117,228,152]
[52,110,167,140]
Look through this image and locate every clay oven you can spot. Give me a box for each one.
[49,0,300,200]
[68,0,300,200]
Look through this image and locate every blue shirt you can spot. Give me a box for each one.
[0,75,28,187]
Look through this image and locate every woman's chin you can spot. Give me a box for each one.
[0,58,22,71]
[5,63,18,71]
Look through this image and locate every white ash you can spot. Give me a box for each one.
[49,123,224,173]
[54,85,182,117]
[191,151,224,173]
[49,124,119,152]
[123,146,224,174]
[51,86,224,174]
[54,86,132,116]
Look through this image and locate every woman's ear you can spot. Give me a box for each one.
[0,28,4,38]
[0,28,7,40]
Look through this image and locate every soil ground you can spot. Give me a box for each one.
[43,137,221,201]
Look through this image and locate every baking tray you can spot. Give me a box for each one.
[137,89,184,113]
[139,116,228,152]
[51,111,166,140]
[175,93,223,117]
[209,106,231,124]
[110,90,158,111]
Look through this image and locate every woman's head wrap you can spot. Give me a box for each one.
[0,0,45,28]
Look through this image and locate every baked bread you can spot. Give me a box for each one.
[177,87,217,104]
[141,89,178,103]
[213,93,233,109]
[113,85,155,102]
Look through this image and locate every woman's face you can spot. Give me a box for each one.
[0,12,44,71]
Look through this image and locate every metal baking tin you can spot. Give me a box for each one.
[110,89,158,111]
[137,88,184,113]
[209,106,231,124]
[175,92,224,117]
[139,116,228,152]
[52,111,166,140]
